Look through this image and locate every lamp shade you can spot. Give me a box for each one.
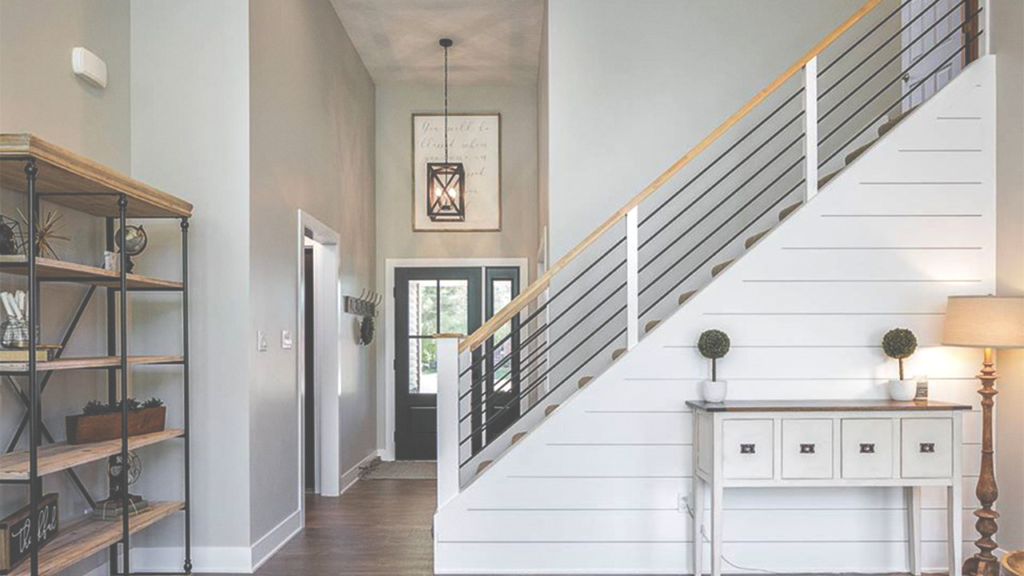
[942,296,1024,348]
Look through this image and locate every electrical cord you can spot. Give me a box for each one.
[683,497,781,575]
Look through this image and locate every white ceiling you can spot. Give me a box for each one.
[329,0,544,85]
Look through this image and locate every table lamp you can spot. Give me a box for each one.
[942,295,1024,576]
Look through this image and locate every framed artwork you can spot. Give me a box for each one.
[412,113,501,232]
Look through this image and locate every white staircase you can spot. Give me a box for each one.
[434,1,994,572]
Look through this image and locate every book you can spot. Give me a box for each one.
[92,500,149,521]
[0,349,50,362]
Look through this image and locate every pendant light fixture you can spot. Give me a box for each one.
[426,38,466,222]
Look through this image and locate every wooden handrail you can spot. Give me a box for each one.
[459,0,886,354]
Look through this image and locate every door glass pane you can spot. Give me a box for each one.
[409,280,437,336]
[439,280,469,335]
[490,279,514,390]
[409,337,437,394]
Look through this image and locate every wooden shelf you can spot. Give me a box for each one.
[0,429,184,481]
[0,355,184,373]
[0,134,192,218]
[0,256,183,290]
[9,501,184,576]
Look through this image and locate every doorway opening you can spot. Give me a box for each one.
[303,243,316,492]
[386,260,526,461]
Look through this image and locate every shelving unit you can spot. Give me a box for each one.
[0,134,193,576]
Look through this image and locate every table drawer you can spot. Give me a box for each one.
[782,419,834,479]
[902,418,953,479]
[842,419,894,479]
[723,420,773,480]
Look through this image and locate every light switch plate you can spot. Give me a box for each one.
[257,330,268,352]
[281,330,293,349]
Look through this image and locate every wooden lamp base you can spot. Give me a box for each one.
[963,347,1000,576]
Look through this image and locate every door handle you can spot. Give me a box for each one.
[920,443,936,454]
[800,443,816,454]
[740,444,756,455]
[860,443,876,454]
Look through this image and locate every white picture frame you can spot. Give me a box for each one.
[412,113,501,232]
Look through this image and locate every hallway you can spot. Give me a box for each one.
[210,481,435,576]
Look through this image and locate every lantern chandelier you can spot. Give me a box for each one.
[426,38,466,222]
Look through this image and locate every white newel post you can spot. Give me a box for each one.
[803,56,819,201]
[435,334,463,509]
[626,207,639,349]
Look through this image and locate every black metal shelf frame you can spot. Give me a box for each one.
[0,157,192,576]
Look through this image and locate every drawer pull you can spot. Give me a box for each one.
[920,443,936,454]
[800,443,816,454]
[860,443,876,454]
[740,444,756,455]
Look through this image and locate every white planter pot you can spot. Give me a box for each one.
[888,379,917,401]
[702,379,728,403]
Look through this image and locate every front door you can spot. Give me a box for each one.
[394,268,482,460]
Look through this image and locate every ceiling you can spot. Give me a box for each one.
[329,0,544,85]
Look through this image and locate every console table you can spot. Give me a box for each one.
[687,400,971,576]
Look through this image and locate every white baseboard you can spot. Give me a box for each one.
[338,449,382,496]
[251,508,302,571]
[131,545,252,573]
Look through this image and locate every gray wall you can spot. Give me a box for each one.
[544,0,880,261]
[374,83,539,450]
[131,0,254,559]
[0,3,130,576]
[248,0,377,542]
[993,0,1024,553]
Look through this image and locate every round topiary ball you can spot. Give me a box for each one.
[882,328,917,360]
[698,329,731,360]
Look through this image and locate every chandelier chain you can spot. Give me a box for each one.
[444,42,449,163]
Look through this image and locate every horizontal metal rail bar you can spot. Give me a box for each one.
[460,303,627,447]
[818,0,916,79]
[460,255,626,395]
[819,1,972,128]
[640,154,806,317]
[821,28,983,169]
[638,113,804,263]
[461,325,627,463]
[638,132,805,286]
[818,0,949,101]
[458,236,626,379]
[639,88,805,228]
[461,276,627,419]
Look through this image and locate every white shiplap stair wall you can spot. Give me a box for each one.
[435,56,996,575]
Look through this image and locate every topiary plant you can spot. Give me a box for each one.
[882,328,918,380]
[698,329,731,382]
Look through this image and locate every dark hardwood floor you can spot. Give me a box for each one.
[201,478,946,576]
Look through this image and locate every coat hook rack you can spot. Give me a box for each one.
[344,289,381,317]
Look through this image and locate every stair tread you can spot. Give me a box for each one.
[511,432,526,445]
[818,170,840,189]
[477,460,493,474]
[611,348,627,361]
[644,319,661,333]
[711,259,735,278]
[879,106,918,136]
[744,228,771,249]
[544,404,559,416]
[779,201,802,221]
[678,290,697,305]
[844,140,874,165]
[578,376,594,389]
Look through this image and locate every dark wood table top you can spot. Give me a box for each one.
[686,399,972,413]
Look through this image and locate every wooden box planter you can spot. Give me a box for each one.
[65,407,166,446]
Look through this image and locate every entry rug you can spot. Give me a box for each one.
[358,457,436,480]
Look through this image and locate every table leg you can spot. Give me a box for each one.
[711,482,724,576]
[906,486,922,576]
[949,482,963,576]
[693,477,704,576]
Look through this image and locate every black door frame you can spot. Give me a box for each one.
[481,267,522,449]
[394,267,483,461]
